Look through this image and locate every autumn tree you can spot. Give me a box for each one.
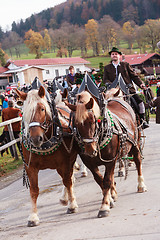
[142,19,160,51]
[1,31,23,58]
[98,15,120,53]
[43,29,51,52]
[0,48,8,67]
[75,27,87,57]
[85,19,100,56]
[134,25,148,53]
[122,21,135,50]
[24,29,44,58]
[60,22,78,57]
[49,28,68,57]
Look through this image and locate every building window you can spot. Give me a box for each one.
[55,69,59,77]
[9,76,13,83]
[46,70,50,74]
[66,69,69,75]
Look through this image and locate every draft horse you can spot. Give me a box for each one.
[16,86,78,227]
[66,90,147,218]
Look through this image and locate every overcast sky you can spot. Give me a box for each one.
[0,0,66,31]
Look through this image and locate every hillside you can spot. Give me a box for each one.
[10,0,160,37]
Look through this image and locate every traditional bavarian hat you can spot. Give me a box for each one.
[109,47,122,55]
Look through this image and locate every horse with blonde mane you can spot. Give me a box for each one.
[66,90,147,218]
[16,86,79,227]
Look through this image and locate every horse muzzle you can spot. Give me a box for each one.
[83,139,98,157]
[30,135,44,147]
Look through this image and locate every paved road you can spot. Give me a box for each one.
[0,121,160,240]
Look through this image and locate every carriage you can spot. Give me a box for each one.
[16,74,148,226]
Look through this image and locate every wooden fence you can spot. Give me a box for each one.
[0,117,22,159]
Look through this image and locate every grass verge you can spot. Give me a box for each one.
[0,151,23,177]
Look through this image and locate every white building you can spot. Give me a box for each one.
[3,57,90,86]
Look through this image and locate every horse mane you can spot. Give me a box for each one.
[55,89,65,106]
[23,90,52,134]
[75,91,100,124]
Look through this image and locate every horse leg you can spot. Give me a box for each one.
[73,156,88,177]
[133,148,147,193]
[26,168,40,227]
[60,173,76,206]
[98,164,115,218]
[58,167,78,214]
[81,162,88,177]
[110,174,118,202]
[79,155,104,189]
[118,158,125,177]
[60,185,69,206]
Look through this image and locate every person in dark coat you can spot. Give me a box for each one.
[103,47,149,129]
[156,82,160,97]
[66,66,76,89]
[2,100,21,157]
[151,97,160,124]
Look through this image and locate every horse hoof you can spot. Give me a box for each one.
[112,195,118,202]
[118,171,124,177]
[27,221,38,227]
[97,210,109,218]
[60,199,68,206]
[128,162,134,167]
[67,208,78,214]
[74,163,80,171]
[137,186,147,193]
[81,172,88,177]
[110,201,115,208]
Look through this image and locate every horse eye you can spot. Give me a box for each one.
[41,108,45,112]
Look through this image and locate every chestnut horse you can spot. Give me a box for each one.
[16,86,78,227]
[66,90,147,218]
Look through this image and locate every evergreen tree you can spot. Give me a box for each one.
[0,26,4,41]
[11,21,18,33]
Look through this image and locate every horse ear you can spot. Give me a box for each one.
[38,86,45,98]
[62,88,68,99]
[65,101,77,111]
[77,94,81,101]
[114,88,120,97]
[85,98,94,110]
[15,89,27,101]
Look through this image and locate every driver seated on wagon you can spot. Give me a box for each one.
[103,47,149,129]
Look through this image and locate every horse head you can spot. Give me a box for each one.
[105,87,123,100]
[16,86,52,148]
[66,91,100,157]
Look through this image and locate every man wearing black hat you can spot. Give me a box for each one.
[103,47,149,129]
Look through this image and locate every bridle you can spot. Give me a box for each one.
[22,100,62,155]
[74,109,100,147]
[28,110,52,133]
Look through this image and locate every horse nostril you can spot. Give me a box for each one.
[30,136,43,145]
[39,136,43,142]
[93,150,97,156]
